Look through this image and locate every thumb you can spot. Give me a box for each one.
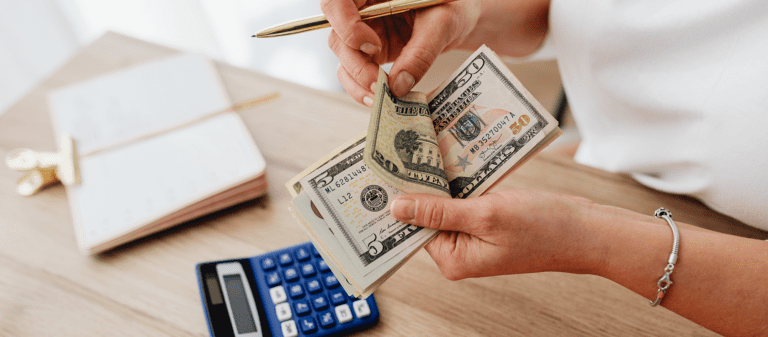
[390,194,473,232]
[388,6,465,96]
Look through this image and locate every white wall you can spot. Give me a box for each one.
[1,0,343,115]
[0,0,80,114]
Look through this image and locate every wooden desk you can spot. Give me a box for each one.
[1,32,765,336]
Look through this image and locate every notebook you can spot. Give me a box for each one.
[48,53,268,254]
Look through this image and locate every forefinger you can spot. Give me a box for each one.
[320,0,382,55]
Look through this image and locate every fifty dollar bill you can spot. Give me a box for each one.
[365,45,561,198]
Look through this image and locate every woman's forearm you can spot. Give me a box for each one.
[588,204,768,336]
[456,0,550,57]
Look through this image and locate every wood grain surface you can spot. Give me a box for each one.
[1,32,764,336]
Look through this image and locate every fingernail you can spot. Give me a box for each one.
[393,72,415,96]
[391,198,415,221]
[360,43,381,55]
[370,82,376,93]
[363,95,373,107]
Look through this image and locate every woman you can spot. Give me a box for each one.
[321,0,768,335]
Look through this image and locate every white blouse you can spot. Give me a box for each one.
[549,0,768,229]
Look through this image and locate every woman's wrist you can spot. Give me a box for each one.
[455,0,550,57]
[547,201,613,275]
[584,204,682,299]
[558,203,659,277]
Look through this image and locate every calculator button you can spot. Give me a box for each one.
[270,286,287,304]
[295,248,311,261]
[265,271,281,287]
[312,295,329,311]
[279,253,293,266]
[335,304,353,323]
[329,291,346,306]
[301,263,316,277]
[318,311,336,329]
[311,245,321,257]
[288,284,305,299]
[317,259,330,273]
[261,257,277,271]
[275,302,293,322]
[294,300,311,316]
[300,317,318,334]
[306,279,322,294]
[283,268,299,282]
[281,320,298,337]
[323,275,339,289]
[352,300,371,318]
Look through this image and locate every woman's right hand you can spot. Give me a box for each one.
[321,0,482,106]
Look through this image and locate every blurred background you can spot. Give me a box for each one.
[1,0,345,114]
[1,0,570,133]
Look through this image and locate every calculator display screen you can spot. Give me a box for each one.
[223,274,258,334]
[205,274,224,305]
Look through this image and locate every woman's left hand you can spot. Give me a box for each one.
[389,189,606,280]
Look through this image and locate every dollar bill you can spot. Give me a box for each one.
[287,45,560,298]
[365,45,560,198]
[365,74,451,197]
[289,190,431,298]
[298,140,438,283]
[285,132,366,197]
[288,191,363,297]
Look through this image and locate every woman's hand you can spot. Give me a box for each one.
[321,0,482,105]
[389,189,605,279]
[321,0,550,107]
[390,189,768,336]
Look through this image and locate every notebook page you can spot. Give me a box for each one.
[69,114,265,250]
[47,54,267,252]
[49,54,231,155]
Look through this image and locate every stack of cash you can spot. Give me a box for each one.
[286,46,562,298]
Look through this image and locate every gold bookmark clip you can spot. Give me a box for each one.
[5,134,81,196]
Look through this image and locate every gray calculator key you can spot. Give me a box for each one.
[335,304,353,323]
[275,302,292,321]
[269,286,287,304]
[281,320,298,337]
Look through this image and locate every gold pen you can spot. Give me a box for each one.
[254,0,457,38]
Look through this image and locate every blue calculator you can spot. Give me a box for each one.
[196,242,379,337]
